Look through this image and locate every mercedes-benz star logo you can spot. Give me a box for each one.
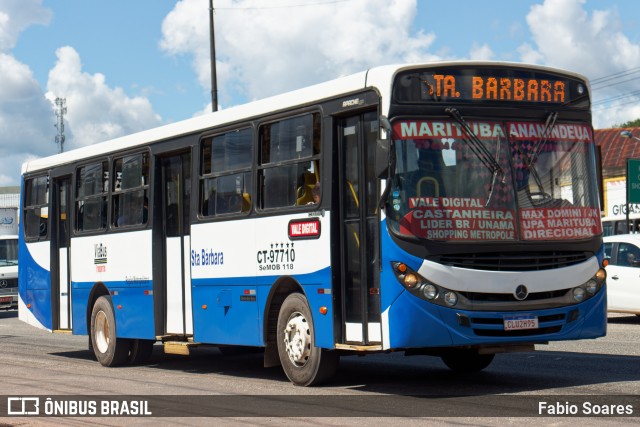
[514,284,528,301]
[0,280,7,288]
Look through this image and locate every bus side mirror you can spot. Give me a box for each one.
[375,115,393,179]
[375,138,390,179]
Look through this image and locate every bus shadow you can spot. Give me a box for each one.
[329,350,640,395]
[607,314,640,325]
[51,343,640,395]
[0,309,18,319]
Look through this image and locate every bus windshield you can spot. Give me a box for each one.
[386,119,602,242]
[0,238,18,266]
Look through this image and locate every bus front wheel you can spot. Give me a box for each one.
[441,349,494,373]
[276,293,338,386]
[90,296,130,367]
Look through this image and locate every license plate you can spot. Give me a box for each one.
[504,315,538,331]
[0,296,12,303]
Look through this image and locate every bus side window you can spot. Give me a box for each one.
[200,129,253,217]
[111,153,149,228]
[75,161,108,232]
[24,176,49,241]
[258,113,321,210]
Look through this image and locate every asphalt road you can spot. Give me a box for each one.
[1,309,639,426]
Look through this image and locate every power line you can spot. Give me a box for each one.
[592,89,640,106]
[591,66,640,85]
[591,74,640,91]
[592,97,640,111]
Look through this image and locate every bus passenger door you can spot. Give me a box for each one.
[51,175,72,331]
[338,111,381,345]
[159,152,193,336]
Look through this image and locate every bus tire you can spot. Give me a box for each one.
[276,293,338,386]
[128,339,155,365]
[87,335,96,360]
[90,296,129,367]
[441,349,494,373]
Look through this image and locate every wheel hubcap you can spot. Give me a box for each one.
[283,311,311,367]
[95,310,110,354]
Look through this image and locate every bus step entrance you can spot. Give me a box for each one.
[157,335,199,356]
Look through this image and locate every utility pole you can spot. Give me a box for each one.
[54,97,67,153]
[209,0,219,112]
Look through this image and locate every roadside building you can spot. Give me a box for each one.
[594,127,640,234]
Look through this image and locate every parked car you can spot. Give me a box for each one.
[603,234,640,316]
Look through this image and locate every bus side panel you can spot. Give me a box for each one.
[70,281,156,339]
[192,280,261,345]
[70,231,154,338]
[18,239,52,331]
[252,214,333,349]
[289,268,334,349]
[110,284,156,339]
[190,214,333,348]
[71,285,90,335]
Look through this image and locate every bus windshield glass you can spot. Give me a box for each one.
[0,238,18,266]
[386,119,602,241]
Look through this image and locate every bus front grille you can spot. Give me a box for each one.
[469,313,566,337]
[436,251,589,271]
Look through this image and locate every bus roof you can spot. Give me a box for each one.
[22,61,589,175]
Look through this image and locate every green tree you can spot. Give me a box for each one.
[616,118,640,128]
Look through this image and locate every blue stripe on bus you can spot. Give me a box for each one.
[18,239,53,330]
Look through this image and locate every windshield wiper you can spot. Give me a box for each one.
[529,111,558,166]
[513,111,558,202]
[445,107,505,181]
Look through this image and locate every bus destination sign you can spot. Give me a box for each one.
[425,74,566,103]
[394,68,586,106]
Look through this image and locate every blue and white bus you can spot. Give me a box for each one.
[19,62,606,386]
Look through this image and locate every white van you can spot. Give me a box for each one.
[0,235,18,310]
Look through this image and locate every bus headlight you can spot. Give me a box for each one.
[570,269,605,304]
[392,261,459,308]
[403,273,419,288]
[422,284,438,300]
[444,292,458,306]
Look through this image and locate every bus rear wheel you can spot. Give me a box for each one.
[276,293,338,386]
[90,296,130,367]
[128,339,155,365]
[441,349,494,373]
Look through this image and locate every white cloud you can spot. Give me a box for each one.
[160,0,439,107]
[0,0,164,185]
[46,46,163,148]
[0,0,56,185]
[0,0,51,52]
[520,0,640,128]
[469,43,494,61]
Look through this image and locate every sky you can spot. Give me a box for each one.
[1,0,640,186]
